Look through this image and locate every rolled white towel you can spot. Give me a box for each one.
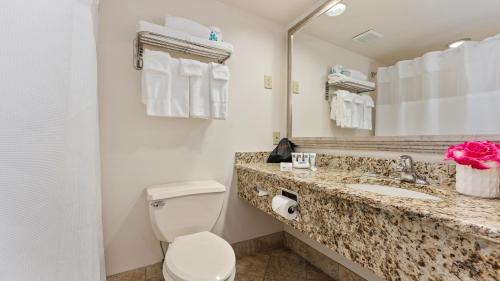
[165,16,211,40]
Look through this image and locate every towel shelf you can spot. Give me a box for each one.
[325,79,375,99]
[328,79,375,93]
[134,31,232,70]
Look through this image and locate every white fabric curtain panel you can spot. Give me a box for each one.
[0,0,105,280]
[376,33,500,136]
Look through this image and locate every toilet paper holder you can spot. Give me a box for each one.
[281,189,299,214]
[281,189,298,203]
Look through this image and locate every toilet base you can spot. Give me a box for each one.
[162,262,236,281]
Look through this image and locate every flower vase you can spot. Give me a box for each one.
[455,165,500,198]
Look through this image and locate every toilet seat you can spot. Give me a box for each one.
[164,231,236,281]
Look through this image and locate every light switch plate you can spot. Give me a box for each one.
[272,132,281,145]
[264,75,273,89]
[292,81,300,94]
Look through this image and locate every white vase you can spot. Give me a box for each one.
[455,165,500,198]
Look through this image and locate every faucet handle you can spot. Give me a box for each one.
[398,155,414,170]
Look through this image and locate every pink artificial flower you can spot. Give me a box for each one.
[445,141,500,170]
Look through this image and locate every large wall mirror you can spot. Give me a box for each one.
[287,0,500,153]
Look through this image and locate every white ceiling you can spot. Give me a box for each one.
[218,0,320,24]
[302,0,500,65]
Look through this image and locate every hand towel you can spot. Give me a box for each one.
[330,95,337,121]
[334,90,351,127]
[141,50,189,117]
[167,58,190,117]
[141,49,172,115]
[352,94,364,128]
[340,91,354,128]
[361,95,375,130]
[180,59,210,119]
[165,16,211,40]
[209,63,230,119]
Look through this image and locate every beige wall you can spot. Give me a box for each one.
[292,32,384,138]
[98,0,287,275]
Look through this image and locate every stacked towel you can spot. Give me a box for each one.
[341,69,368,81]
[209,63,230,119]
[165,16,211,40]
[141,49,189,117]
[139,21,234,53]
[328,73,376,89]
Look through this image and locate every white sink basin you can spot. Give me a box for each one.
[347,184,441,201]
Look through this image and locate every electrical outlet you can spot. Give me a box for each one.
[292,80,300,94]
[272,132,281,145]
[264,75,273,89]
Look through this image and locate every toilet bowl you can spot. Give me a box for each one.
[163,232,235,281]
[146,180,236,281]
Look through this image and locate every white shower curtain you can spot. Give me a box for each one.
[0,0,105,280]
[376,33,500,136]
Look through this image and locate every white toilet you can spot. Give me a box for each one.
[146,180,236,281]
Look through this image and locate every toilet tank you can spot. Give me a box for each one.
[146,180,226,243]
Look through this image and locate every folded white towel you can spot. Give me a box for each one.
[352,94,364,128]
[209,63,230,119]
[180,59,210,119]
[165,16,211,40]
[328,73,376,89]
[342,69,368,81]
[361,95,375,130]
[141,49,189,117]
[169,58,190,117]
[142,49,172,115]
[334,90,351,127]
[330,95,337,121]
[139,21,234,53]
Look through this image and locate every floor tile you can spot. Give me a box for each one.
[145,262,164,281]
[107,268,145,281]
[235,252,270,281]
[306,263,333,281]
[264,249,308,281]
[108,248,336,281]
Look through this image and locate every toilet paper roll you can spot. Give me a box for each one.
[272,195,298,220]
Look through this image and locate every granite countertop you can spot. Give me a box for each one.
[236,162,500,243]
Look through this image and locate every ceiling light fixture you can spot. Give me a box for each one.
[448,38,471,48]
[325,3,347,17]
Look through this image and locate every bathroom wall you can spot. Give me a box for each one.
[98,0,287,275]
[292,32,384,138]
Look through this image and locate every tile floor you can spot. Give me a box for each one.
[107,248,334,281]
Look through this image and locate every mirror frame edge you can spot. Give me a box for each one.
[286,0,500,154]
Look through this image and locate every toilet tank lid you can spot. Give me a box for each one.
[146,180,226,201]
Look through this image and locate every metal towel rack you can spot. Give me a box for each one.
[325,80,375,99]
[133,31,232,70]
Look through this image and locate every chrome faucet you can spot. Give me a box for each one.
[398,155,429,185]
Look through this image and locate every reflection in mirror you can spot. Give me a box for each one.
[291,0,500,138]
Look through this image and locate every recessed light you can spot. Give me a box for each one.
[448,38,471,48]
[326,3,347,17]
